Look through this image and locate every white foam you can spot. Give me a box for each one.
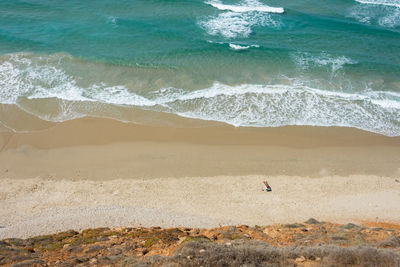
[199,0,282,38]
[355,0,400,8]
[378,7,400,27]
[206,0,284,13]
[1,53,400,136]
[199,12,253,38]
[199,11,280,38]
[351,0,400,28]
[107,16,118,28]
[0,53,156,107]
[229,43,250,50]
[292,52,357,73]
[230,43,260,50]
[152,82,400,136]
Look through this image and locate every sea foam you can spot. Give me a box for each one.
[292,52,357,73]
[199,0,283,38]
[1,53,400,136]
[229,43,259,50]
[351,0,400,28]
[205,0,284,13]
[355,0,400,8]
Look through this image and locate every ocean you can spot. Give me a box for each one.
[0,0,399,135]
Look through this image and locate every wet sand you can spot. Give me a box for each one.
[1,116,400,179]
[1,113,400,238]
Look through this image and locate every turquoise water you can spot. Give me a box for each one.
[0,0,400,135]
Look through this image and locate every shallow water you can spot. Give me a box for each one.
[0,0,399,135]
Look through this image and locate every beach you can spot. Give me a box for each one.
[1,0,400,265]
[1,114,400,239]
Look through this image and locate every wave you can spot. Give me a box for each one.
[1,52,399,136]
[229,43,259,50]
[153,83,400,136]
[350,0,400,28]
[205,0,284,13]
[292,52,357,72]
[198,0,283,38]
[355,0,400,8]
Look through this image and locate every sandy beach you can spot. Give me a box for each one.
[1,113,400,239]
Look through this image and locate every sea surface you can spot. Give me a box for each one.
[0,0,400,135]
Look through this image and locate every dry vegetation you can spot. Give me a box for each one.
[1,219,400,266]
[123,241,400,267]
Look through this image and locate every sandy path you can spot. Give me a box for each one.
[1,175,399,239]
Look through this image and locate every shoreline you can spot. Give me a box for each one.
[1,116,400,179]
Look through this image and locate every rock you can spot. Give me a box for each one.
[225,242,231,246]
[108,247,123,255]
[379,236,400,248]
[295,256,306,263]
[342,223,359,230]
[97,236,110,242]
[285,223,306,228]
[0,241,9,247]
[10,259,45,267]
[66,246,83,253]
[305,218,320,224]
[5,238,25,247]
[106,255,122,261]
[331,235,347,241]
[75,256,89,263]
[199,249,206,253]
[86,245,104,253]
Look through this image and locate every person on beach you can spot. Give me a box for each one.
[263,181,272,192]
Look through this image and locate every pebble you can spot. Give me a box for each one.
[199,249,205,253]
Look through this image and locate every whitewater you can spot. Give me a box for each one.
[0,0,399,136]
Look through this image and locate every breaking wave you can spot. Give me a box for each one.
[351,0,400,28]
[198,0,283,38]
[205,0,284,13]
[1,53,400,136]
[292,52,357,73]
[355,0,400,8]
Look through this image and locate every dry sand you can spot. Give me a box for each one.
[1,114,400,238]
[1,175,400,239]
